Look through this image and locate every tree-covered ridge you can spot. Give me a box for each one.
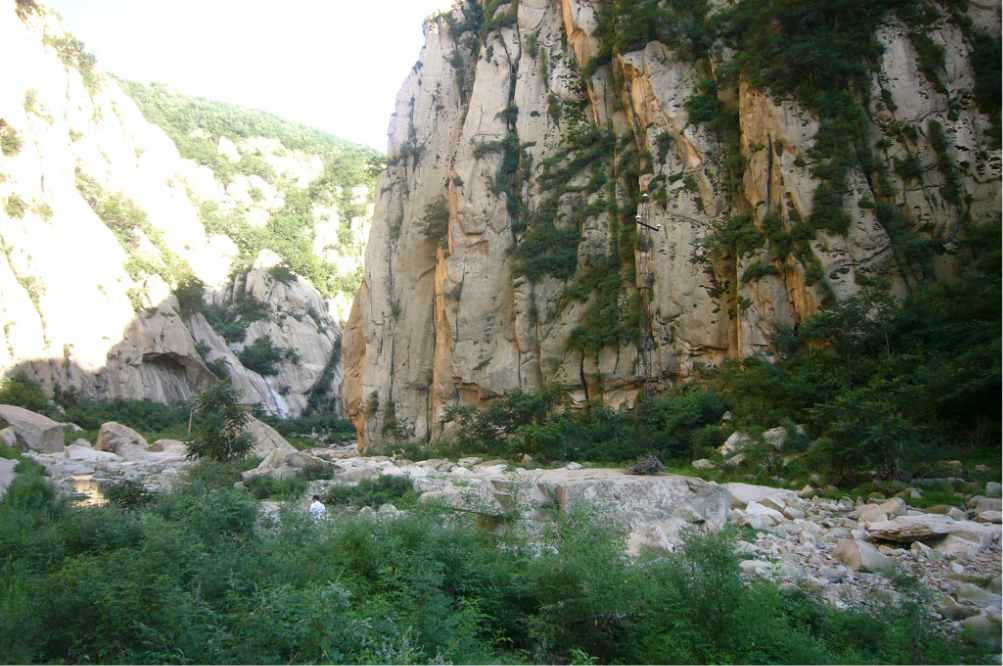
[117,79,385,299]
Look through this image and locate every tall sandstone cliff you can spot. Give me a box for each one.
[345,0,1001,450]
[0,1,370,417]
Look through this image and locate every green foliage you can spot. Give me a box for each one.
[322,474,419,510]
[244,475,309,500]
[3,195,26,219]
[60,397,189,435]
[42,33,101,93]
[104,479,154,511]
[184,381,253,462]
[117,79,380,300]
[237,335,286,377]
[0,372,58,418]
[75,171,193,288]
[418,194,450,242]
[0,125,22,156]
[0,470,994,665]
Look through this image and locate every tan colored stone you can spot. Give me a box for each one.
[0,405,65,453]
[833,539,894,574]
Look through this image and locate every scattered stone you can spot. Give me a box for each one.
[565,462,583,471]
[740,560,771,576]
[855,497,907,523]
[723,483,800,509]
[962,612,1001,637]
[0,427,16,448]
[762,427,788,451]
[972,497,1003,514]
[691,458,716,470]
[457,457,483,467]
[956,583,1001,603]
[987,482,1002,499]
[718,431,752,456]
[833,539,895,574]
[95,422,148,454]
[976,511,1002,524]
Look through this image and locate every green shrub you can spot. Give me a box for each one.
[0,126,21,156]
[238,335,285,376]
[244,475,308,500]
[104,479,154,511]
[322,474,418,510]
[185,381,253,462]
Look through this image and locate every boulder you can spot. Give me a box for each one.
[691,459,716,470]
[854,497,907,523]
[955,583,1001,603]
[723,482,800,510]
[95,422,148,454]
[865,514,1001,544]
[987,482,1002,499]
[0,427,16,448]
[762,427,787,451]
[833,539,894,574]
[150,439,189,456]
[63,445,122,462]
[975,511,1002,524]
[718,431,752,456]
[245,417,297,458]
[0,405,65,453]
[971,496,1002,514]
[962,613,1002,638]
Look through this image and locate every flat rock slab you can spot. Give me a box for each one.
[419,468,732,530]
[723,482,800,510]
[867,514,1002,542]
[0,405,65,453]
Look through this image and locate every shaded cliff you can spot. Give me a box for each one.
[345,0,1001,450]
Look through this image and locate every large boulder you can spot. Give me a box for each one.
[245,417,297,458]
[833,539,895,574]
[866,515,1001,555]
[95,422,149,454]
[0,405,65,453]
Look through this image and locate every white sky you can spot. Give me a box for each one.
[42,0,455,151]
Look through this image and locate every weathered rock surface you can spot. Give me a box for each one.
[95,421,148,454]
[0,3,354,417]
[0,404,64,453]
[344,0,1001,451]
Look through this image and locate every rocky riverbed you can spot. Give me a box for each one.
[2,408,1000,646]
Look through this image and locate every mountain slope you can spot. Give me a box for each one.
[0,0,375,417]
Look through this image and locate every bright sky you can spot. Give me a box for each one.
[43,0,455,151]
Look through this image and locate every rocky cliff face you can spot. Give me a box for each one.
[0,0,366,416]
[345,0,1001,450]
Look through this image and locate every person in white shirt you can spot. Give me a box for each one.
[309,495,327,523]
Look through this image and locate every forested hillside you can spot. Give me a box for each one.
[118,79,384,302]
[0,1,377,416]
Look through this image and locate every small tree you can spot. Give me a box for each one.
[185,380,253,462]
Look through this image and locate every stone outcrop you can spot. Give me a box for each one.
[0,404,64,453]
[0,2,358,418]
[344,0,1002,451]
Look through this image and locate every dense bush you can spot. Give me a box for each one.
[0,476,993,665]
[321,474,419,510]
[184,381,253,462]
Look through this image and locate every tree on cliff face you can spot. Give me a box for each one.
[185,381,253,462]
